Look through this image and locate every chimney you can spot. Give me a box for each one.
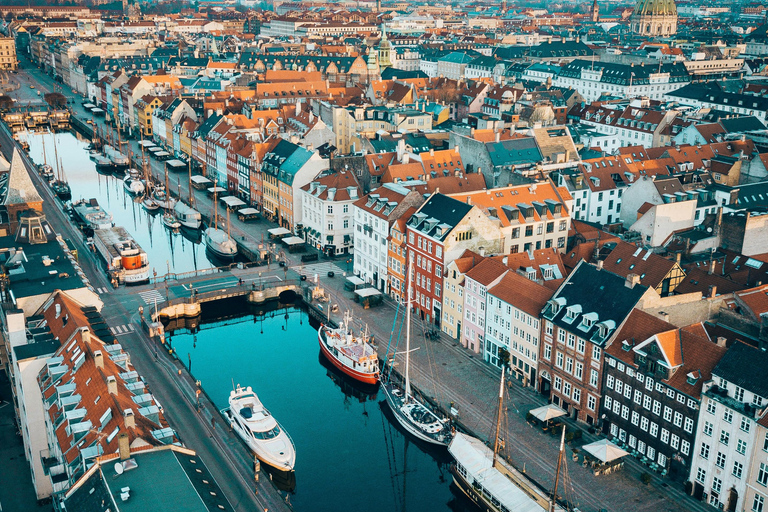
[675,252,681,264]
[709,259,716,275]
[429,148,434,156]
[658,311,670,322]
[495,130,500,143]
[107,376,118,396]
[124,409,135,429]
[397,138,405,162]
[94,350,104,369]
[625,273,640,289]
[295,101,301,115]
[716,336,727,348]
[708,285,717,298]
[118,433,130,461]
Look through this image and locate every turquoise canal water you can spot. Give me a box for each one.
[165,299,474,512]
[24,131,221,274]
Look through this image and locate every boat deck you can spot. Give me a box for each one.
[339,342,377,361]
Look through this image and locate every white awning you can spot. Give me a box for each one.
[345,276,365,286]
[355,288,382,298]
[167,159,186,168]
[268,227,291,236]
[190,175,212,184]
[282,236,305,245]
[148,146,163,153]
[220,196,246,208]
[529,403,566,422]
[238,208,259,216]
[155,151,170,157]
[207,186,226,193]
[83,103,96,109]
[138,140,156,147]
[582,439,629,463]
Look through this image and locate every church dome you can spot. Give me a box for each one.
[633,0,677,16]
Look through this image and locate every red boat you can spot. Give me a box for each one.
[318,312,380,385]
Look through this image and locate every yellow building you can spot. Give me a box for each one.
[135,95,163,138]
[0,37,16,70]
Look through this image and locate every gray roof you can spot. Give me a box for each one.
[713,342,768,398]
[3,148,42,206]
[485,137,543,168]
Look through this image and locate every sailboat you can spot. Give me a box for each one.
[37,131,54,181]
[123,168,146,196]
[173,159,202,230]
[204,183,238,261]
[141,144,160,212]
[448,368,569,512]
[49,132,71,201]
[382,255,453,446]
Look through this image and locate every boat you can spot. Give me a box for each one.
[92,226,151,285]
[225,384,296,471]
[142,197,160,212]
[318,311,379,385]
[103,144,129,173]
[50,131,71,201]
[123,171,145,195]
[152,186,176,210]
[38,164,54,181]
[162,211,181,230]
[204,183,237,260]
[72,198,113,232]
[448,368,569,512]
[94,155,115,174]
[382,256,453,446]
[173,201,202,230]
[88,149,101,160]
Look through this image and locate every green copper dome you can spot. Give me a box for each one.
[633,0,677,16]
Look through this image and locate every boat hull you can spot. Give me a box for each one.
[381,382,451,446]
[318,329,379,385]
[449,467,500,512]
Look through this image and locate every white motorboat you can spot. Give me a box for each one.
[142,197,160,212]
[204,227,237,260]
[123,173,145,195]
[226,385,296,471]
[173,201,202,230]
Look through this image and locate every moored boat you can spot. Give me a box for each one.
[225,384,296,471]
[92,226,151,285]
[51,180,71,201]
[162,211,181,230]
[142,197,160,212]
[204,227,237,260]
[72,198,113,231]
[173,201,202,230]
[123,171,145,195]
[318,311,379,385]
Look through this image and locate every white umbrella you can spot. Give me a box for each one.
[529,403,567,422]
[582,439,629,463]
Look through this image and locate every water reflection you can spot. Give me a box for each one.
[23,130,216,274]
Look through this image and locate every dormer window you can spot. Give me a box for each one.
[565,305,581,321]
[686,371,700,386]
[581,316,594,329]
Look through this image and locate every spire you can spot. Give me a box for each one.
[4,148,42,206]
[591,0,599,22]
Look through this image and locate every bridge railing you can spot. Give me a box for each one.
[158,279,304,309]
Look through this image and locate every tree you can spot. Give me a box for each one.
[498,347,510,368]
[44,92,67,109]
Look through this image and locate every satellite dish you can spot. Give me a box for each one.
[707,227,713,233]
[114,462,124,475]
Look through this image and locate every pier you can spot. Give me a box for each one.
[2,107,70,132]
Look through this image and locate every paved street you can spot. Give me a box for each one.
[6,57,718,512]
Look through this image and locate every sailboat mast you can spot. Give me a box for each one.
[52,131,61,181]
[551,425,566,512]
[188,159,194,207]
[404,253,412,398]
[41,131,47,166]
[492,366,505,468]
[227,204,231,238]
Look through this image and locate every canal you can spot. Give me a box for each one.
[23,130,220,274]
[165,298,475,512]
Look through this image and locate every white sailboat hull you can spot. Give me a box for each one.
[382,381,451,446]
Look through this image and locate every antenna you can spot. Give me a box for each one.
[114,462,125,475]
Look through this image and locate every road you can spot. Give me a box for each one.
[10,55,720,512]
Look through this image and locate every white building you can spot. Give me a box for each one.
[352,182,423,292]
[688,343,768,511]
[300,170,361,256]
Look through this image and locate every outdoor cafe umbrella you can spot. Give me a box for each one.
[581,439,629,464]
[529,403,567,423]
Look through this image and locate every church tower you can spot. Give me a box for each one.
[378,25,392,71]
[591,0,599,22]
[366,47,379,82]
[630,0,678,36]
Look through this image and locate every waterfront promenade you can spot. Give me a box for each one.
[9,57,717,512]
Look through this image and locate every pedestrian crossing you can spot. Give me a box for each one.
[96,287,110,294]
[110,324,135,336]
[138,289,164,305]
[293,261,346,276]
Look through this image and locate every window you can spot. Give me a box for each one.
[643,395,652,410]
[673,412,683,428]
[590,369,599,387]
[713,476,722,495]
[753,494,765,512]
[650,422,658,437]
[684,417,694,433]
[681,440,690,456]
[575,363,583,380]
[554,376,562,392]
[544,344,552,360]
[704,421,713,436]
[565,357,573,375]
[556,352,564,368]
[605,396,612,410]
[587,395,596,411]
[741,417,751,433]
[723,410,733,423]
[615,380,623,394]
[592,346,601,362]
[663,406,673,422]
[715,452,726,469]
[572,388,581,403]
[653,401,661,416]
[760,463,768,486]
[720,430,730,446]
[735,386,744,402]
[634,390,642,405]
[661,428,669,444]
[621,405,629,420]
[671,434,680,450]
[700,443,710,459]
[696,467,706,484]
[631,411,640,426]
[641,416,649,431]
[606,374,614,389]
[577,338,585,354]
[733,461,744,479]
[738,439,748,455]
[563,381,572,398]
